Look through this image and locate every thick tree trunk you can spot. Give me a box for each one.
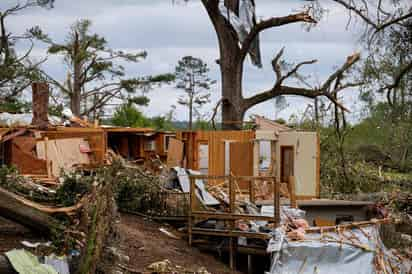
[221,63,245,129]
[71,31,82,117]
[0,187,59,234]
[213,6,246,130]
[31,82,49,129]
[70,91,81,117]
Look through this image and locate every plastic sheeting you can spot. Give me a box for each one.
[267,225,411,274]
[218,0,262,67]
[5,249,58,274]
[0,112,61,127]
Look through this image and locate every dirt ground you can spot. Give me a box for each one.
[0,217,46,253]
[119,213,236,274]
[0,214,238,274]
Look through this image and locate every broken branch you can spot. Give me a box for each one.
[241,11,317,60]
[243,52,361,112]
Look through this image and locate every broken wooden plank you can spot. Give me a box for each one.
[0,128,27,143]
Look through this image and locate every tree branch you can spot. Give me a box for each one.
[240,11,317,61]
[333,0,412,33]
[380,61,412,93]
[243,52,361,112]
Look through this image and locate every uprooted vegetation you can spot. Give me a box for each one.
[0,163,126,273]
[0,160,188,273]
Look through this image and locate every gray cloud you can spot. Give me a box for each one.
[2,0,365,121]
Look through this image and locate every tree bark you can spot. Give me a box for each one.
[0,187,61,234]
[31,82,49,129]
[202,1,358,129]
[71,31,82,116]
[212,3,245,129]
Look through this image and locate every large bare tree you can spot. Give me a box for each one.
[199,0,363,129]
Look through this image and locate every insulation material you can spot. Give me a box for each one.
[0,112,60,127]
[267,225,411,274]
[218,0,262,67]
[36,138,91,177]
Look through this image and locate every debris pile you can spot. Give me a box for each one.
[268,220,412,274]
[0,162,126,273]
[146,259,211,274]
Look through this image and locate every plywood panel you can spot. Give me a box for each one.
[167,138,184,167]
[41,129,105,164]
[230,142,253,189]
[175,130,255,175]
[37,138,90,177]
[11,142,47,175]
[13,137,36,154]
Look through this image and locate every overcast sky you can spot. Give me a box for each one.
[3,0,367,122]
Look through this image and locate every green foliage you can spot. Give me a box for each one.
[111,103,152,128]
[55,172,93,206]
[151,116,175,131]
[0,165,55,202]
[111,103,176,130]
[194,119,212,130]
[0,3,46,109]
[31,19,173,117]
[175,56,215,129]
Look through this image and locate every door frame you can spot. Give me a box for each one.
[280,145,294,183]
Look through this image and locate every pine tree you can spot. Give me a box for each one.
[175,56,215,130]
[31,19,174,118]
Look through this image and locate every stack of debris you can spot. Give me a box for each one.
[268,219,411,274]
[0,162,127,274]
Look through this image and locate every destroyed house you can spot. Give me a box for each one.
[0,126,106,178]
[174,121,320,200]
[103,127,175,162]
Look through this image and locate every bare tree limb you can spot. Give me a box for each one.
[243,52,362,112]
[240,11,317,60]
[209,98,226,130]
[333,0,412,33]
[380,61,412,93]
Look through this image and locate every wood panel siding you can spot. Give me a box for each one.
[176,130,255,176]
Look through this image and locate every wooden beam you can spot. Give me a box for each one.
[288,176,297,208]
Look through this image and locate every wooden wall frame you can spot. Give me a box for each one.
[280,145,294,183]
